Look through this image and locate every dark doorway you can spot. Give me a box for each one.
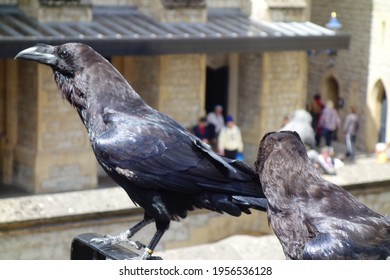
[205,66,228,118]
[379,91,387,142]
[324,76,340,109]
[323,76,340,140]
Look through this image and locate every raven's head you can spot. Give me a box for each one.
[15,42,147,134]
[15,43,104,108]
[255,130,306,175]
[16,43,79,76]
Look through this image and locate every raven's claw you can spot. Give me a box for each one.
[90,230,146,250]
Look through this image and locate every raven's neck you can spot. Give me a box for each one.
[54,68,149,143]
[81,88,150,143]
[54,71,86,108]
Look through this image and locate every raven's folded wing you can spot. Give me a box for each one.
[93,111,263,197]
[303,231,390,260]
[302,233,354,259]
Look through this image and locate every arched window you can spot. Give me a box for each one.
[367,79,388,149]
[379,90,387,142]
[323,76,340,109]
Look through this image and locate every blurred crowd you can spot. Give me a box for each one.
[281,94,359,175]
[189,105,244,161]
[190,94,389,176]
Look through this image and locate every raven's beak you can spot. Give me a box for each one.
[15,44,57,66]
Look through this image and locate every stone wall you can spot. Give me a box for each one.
[0,0,17,4]
[367,0,390,147]
[0,61,4,146]
[113,54,206,129]
[0,187,270,259]
[159,54,206,128]
[350,184,390,216]
[261,51,307,133]
[1,180,389,260]
[138,0,206,23]
[238,51,307,165]
[13,63,97,193]
[308,0,373,150]
[91,0,138,5]
[266,0,308,21]
[0,61,5,183]
[18,0,92,22]
[0,211,270,259]
[0,60,17,185]
[237,53,263,165]
[113,55,161,110]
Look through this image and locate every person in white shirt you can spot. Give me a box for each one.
[218,115,243,159]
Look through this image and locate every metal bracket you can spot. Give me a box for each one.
[70,232,143,260]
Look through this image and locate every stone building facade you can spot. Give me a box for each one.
[308,0,390,151]
[0,0,334,194]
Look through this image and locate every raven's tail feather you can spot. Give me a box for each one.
[232,196,267,212]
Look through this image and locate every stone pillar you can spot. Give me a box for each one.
[0,60,7,183]
[111,0,208,129]
[18,0,92,22]
[238,51,308,165]
[139,0,207,23]
[114,56,161,111]
[237,53,263,165]
[13,62,97,193]
[7,0,97,193]
[0,60,18,185]
[113,54,206,129]
[260,51,308,133]
[158,54,206,128]
[227,54,239,121]
[263,0,309,21]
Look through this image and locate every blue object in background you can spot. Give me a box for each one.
[236,153,243,161]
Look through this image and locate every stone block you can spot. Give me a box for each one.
[18,0,92,22]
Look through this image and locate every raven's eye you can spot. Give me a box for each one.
[59,50,69,59]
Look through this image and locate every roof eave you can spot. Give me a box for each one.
[1,32,350,58]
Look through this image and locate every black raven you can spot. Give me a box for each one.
[255,131,390,259]
[15,43,267,260]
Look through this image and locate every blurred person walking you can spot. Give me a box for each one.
[318,100,340,147]
[309,94,324,146]
[207,104,225,136]
[343,106,359,161]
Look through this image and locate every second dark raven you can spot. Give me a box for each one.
[15,43,267,260]
[255,131,390,259]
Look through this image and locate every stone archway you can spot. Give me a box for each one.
[322,76,340,109]
[379,92,387,143]
[320,73,342,140]
[366,79,388,151]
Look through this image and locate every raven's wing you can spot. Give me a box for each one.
[301,185,390,260]
[302,208,390,260]
[93,111,263,197]
[302,233,356,259]
[303,231,390,260]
